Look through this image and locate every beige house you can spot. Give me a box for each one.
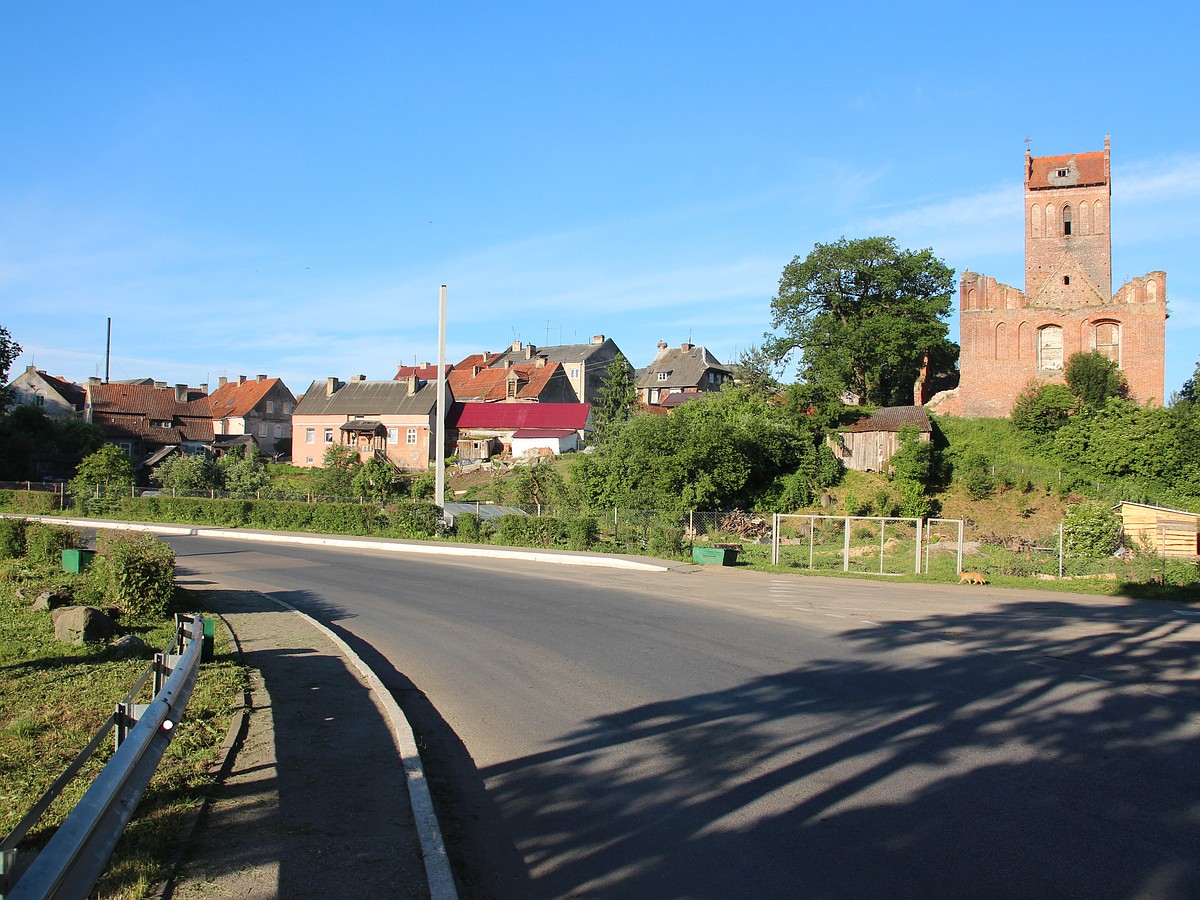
[291,375,447,472]
[207,375,296,456]
[7,366,86,419]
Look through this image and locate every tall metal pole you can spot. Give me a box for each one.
[435,285,447,515]
[105,318,111,383]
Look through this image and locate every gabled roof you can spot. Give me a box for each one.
[636,343,731,389]
[394,363,450,380]
[293,378,440,417]
[36,371,86,409]
[839,406,932,434]
[207,376,293,419]
[1027,150,1107,190]
[483,337,618,368]
[87,382,214,444]
[450,402,590,431]
[447,361,564,401]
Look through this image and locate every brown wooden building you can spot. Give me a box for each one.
[1114,502,1200,558]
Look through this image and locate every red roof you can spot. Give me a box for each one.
[394,363,449,380]
[450,402,589,430]
[88,382,213,443]
[1027,150,1107,190]
[448,361,563,401]
[207,376,292,419]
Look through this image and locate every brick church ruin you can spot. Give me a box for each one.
[929,137,1166,417]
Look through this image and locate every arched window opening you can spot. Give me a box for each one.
[1062,205,1072,236]
[1031,204,1043,238]
[1038,325,1064,371]
[1093,321,1120,365]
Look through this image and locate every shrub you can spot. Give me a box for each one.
[494,514,529,546]
[454,513,483,543]
[1062,501,1121,559]
[94,531,176,618]
[11,490,58,514]
[0,517,27,559]
[957,452,996,501]
[389,502,441,539]
[897,481,933,519]
[24,523,82,565]
[647,518,686,558]
[0,490,11,510]
[565,515,599,551]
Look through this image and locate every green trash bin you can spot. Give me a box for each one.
[202,617,215,662]
[691,545,741,566]
[62,548,96,574]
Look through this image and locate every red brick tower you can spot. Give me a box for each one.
[935,137,1166,417]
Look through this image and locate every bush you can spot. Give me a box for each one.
[897,481,933,518]
[0,517,27,559]
[24,523,82,565]
[1062,501,1121,559]
[389,502,441,539]
[647,518,686,558]
[94,531,176,618]
[454,513,484,543]
[10,490,58,514]
[565,515,599,551]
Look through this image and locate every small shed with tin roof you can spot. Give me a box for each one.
[832,406,933,473]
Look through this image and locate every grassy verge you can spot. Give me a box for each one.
[0,560,247,898]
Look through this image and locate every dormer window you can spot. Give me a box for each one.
[1057,168,1068,178]
[657,372,668,381]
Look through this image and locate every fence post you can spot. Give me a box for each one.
[915,517,923,574]
[843,517,851,572]
[772,513,779,566]
[809,516,814,570]
[956,519,964,576]
[1058,523,1064,579]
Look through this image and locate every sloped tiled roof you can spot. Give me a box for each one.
[1027,151,1107,190]
[485,338,616,367]
[394,363,449,380]
[839,406,932,434]
[88,382,213,444]
[448,361,564,401]
[450,402,590,430]
[636,344,731,389]
[37,372,86,410]
[292,379,439,417]
[207,377,293,419]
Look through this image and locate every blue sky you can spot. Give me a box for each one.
[3,3,1198,399]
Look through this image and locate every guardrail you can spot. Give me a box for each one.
[0,614,208,899]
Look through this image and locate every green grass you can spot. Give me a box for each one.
[0,560,247,898]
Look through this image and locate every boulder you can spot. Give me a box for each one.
[110,634,149,657]
[52,606,119,646]
[32,589,73,612]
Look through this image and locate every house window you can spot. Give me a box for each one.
[650,389,660,404]
[570,367,580,379]
[388,427,399,444]
[1037,325,1064,371]
[265,400,274,414]
[324,428,334,444]
[406,428,418,445]
[33,394,45,407]
[118,442,134,456]
[259,423,267,437]
[507,381,517,398]
[707,372,715,384]
[305,456,313,464]
[657,372,668,381]
[305,428,315,444]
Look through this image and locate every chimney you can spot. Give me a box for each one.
[681,342,694,352]
[655,341,669,356]
[218,376,228,388]
[326,377,337,396]
[524,344,535,360]
[154,381,167,390]
[592,334,605,344]
[174,384,188,403]
[351,374,366,382]
[535,356,546,368]
[407,374,418,393]
[257,374,266,381]
[510,340,522,352]
[87,376,101,386]
[238,375,247,385]
[199,383,208,394]
[481,351,490,364]
[26,364,36,374]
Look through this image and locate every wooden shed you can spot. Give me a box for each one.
[1115,502,1200,558]
[831,406,932,473]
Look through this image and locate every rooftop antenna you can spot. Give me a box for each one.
[104,317,112,383]
[545,320,552,344]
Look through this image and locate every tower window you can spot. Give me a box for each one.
[1062,205,1072,236]
[1063,276,1070,285]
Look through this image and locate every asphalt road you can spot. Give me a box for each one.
[170,536,1200,899]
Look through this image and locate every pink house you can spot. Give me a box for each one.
[291,375,449,471]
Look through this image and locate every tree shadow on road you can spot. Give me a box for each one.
[480,598,1200,899]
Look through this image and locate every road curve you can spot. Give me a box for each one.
[170,535,1200,899]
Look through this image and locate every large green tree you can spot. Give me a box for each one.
[70,444,135,502]
[765,236,957,406]
[1064,351,1127,408]
[0,326,22,414]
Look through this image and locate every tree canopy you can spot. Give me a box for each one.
[1064,351,1127,408]
[590,353,636,443]
[0,326,22,414]
[765,236,957,406]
